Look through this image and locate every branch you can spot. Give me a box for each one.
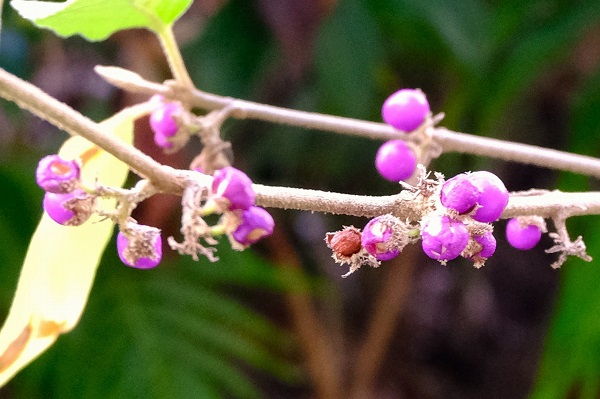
[3,66,600,220]
[0,67,184,194]
[95,66,600,179]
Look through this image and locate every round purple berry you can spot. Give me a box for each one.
[469,171,509,223]
[381,88,430,132]
[440,174,479,214]
[506,218,542,250]
[117,227,162,269]
[43,189,94,226]
[232,206,274,246]
[36,154,80,194]
[421,215,469,261]
[361,216,401,261]
[212,166,256,211]
[149,97,181,149]
[375,140,417,182]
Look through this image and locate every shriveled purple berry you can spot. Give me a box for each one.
[506,218,542,250]
[440,173,479,214]
[381,88,430,132]
[150,97,181,149]
[421,215,469,261]
[117,227,162,269]
[375,140,417,182]
[43,189,94,226]
[361,216,401,261]
[232,206,274,246]
[212,166,256,211]
[468,171,509,223]
[36,154,80,194]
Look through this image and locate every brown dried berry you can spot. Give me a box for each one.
[326,227,362,257]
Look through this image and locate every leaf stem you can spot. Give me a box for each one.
[156,26,194,89]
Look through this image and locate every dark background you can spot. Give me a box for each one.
[1,0,600,398]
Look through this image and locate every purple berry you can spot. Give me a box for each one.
[440,174,479,214]
[150,96,181,149]
[36,154,80,194]
[43,189,94,226]
[469,171,509,222]
[440,171,509,222]
[506,218,542,250]
[381,88,430,132]
[212,167,256,211]
[421,215,469,261]
[375,140,417,182]
[473,232,497,259]
[232,206,274,246]
[361,216,401,261]
[117,227,162,269]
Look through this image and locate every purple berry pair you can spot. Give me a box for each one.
[209,166,274,246]
[440,171,509,223]
[36,154,95,226]
[376,89,430,182]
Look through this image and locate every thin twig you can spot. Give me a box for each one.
[0,67,184,194]
[95,66,600,178]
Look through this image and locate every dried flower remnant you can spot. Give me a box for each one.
[326,226,379,278]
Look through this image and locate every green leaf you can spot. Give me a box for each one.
[10,0,193,41]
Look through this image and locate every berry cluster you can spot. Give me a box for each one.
[203,166,275,247]
[375,89,430,182]
[420,171,509,265]
[36,154,164,269]
[327,169,515,276]
[326,87,553,276]
[36,152,273,269]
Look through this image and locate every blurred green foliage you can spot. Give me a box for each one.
[1,0,600,397]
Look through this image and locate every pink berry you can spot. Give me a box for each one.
[232,206,274,246]
[421,215,469,261]
[36,154,80,194]
[375,140,417,182]
[212,167,256,211]
[150,97,181,149]
[361,216,401,261]
[506,218,542,250]
[117,227,162,269]
[381,88,430,132]
[43,189,93,226]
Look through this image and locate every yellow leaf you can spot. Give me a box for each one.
[0,103,151,386]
